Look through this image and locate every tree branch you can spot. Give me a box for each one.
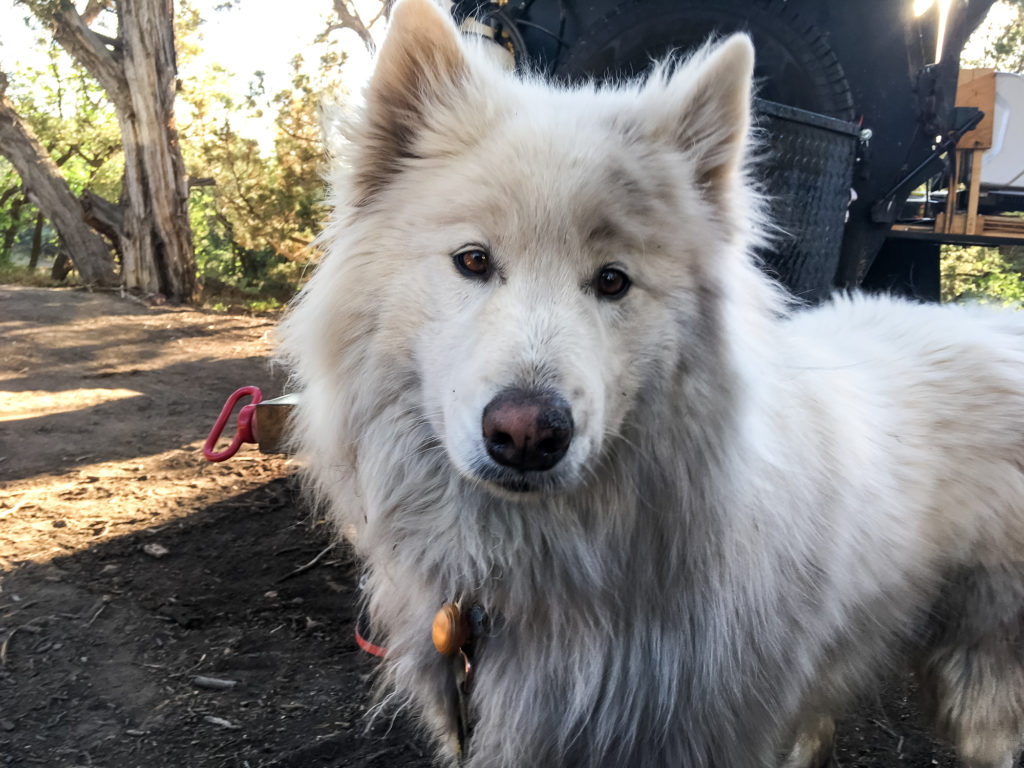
[0,184,22,208]
[26,0,130,112]
[330,0,376,53]
[81,0,114,25]
[81,189,124,244]
[93,32,122,53]
[366,0,393,29]
[0,70,117,285]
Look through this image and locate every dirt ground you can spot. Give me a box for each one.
[0,284,991,767]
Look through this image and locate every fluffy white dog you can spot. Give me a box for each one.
[279,0,1024,765]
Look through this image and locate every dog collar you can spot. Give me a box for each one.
[354,612,388,658]
[354,597,489,759]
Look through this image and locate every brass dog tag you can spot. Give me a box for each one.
[432,602,470,656]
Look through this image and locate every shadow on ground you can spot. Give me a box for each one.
[0,478,432,768]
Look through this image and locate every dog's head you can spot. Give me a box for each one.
[316,0,760,498]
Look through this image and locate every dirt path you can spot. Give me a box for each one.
[0,285,976,766]
[0,286,429,767]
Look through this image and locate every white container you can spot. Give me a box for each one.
[980,72,1024,190]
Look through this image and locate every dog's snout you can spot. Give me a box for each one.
[482,388,574,472]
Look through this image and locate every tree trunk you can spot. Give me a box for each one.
[82,189,125,262]
[0,77,118,286]
[52,247,72,280]
[116,0,197,301]
[1,194,25,260]
[28,212,44,269]
[23,0,198,302]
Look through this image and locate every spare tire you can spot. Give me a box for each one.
[553,0,858,302]
[556,0,854,120]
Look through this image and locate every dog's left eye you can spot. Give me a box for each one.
[595,267,631,299]
[453,247,492,280]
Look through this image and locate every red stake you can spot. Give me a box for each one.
[203,386,263,462]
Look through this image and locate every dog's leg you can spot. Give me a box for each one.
[917,640,1024,768]
[779,712,835,768]
[916,570,1024,768]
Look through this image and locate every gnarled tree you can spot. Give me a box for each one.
[26,0,198,301]
[0,71,118,285]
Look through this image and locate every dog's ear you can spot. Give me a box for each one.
[353,0,468,204]
[641,34,754,198]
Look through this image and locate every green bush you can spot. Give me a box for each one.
[941,244,1024,305]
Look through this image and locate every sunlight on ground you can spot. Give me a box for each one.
[0,287,290,572]
[1,440,292,567]
[0,388,144,422]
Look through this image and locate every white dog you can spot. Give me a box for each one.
[279,0,1024,765]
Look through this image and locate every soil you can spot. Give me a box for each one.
[0,285,998,767]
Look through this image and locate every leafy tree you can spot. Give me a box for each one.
[1,0,388,305]
[0,42,124,270]
[942,244,1024,304]
[966,0,1024,72]
[175,10,359,307]
[2,0,197,300]
[0,69,117,285]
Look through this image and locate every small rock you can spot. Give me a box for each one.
[142,543,170,559]
[0,719,14,731]
[52,520,66,528]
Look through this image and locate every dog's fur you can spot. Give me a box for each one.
[278,1,1024,765]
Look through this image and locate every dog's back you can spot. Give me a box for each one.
[778,297,1024,767]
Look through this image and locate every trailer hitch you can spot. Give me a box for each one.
[203,387,297,461]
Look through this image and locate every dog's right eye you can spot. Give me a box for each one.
[453,248,491,280]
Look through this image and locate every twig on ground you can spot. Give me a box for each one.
[0,600,39,615]
[203,715,241,730]
[0,500,31,518]
[1,619,45,664]
[276,544,334,583]
[85,596,111,627]
[193,675,239,690]
[869,717,900,740]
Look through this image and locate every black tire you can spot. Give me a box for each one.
[556,0,854,120]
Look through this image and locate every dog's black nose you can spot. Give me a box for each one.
[482,388,574,472]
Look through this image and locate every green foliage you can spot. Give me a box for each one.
[175,8,348,309]
[948,4,1024,305]
[963,0,1024,72]
[6,47,123,198]
[0,39,122,271]
[2,0,364,308]
[0,262,76,287]
[941,244,1024,305]
[0,158,22,263]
